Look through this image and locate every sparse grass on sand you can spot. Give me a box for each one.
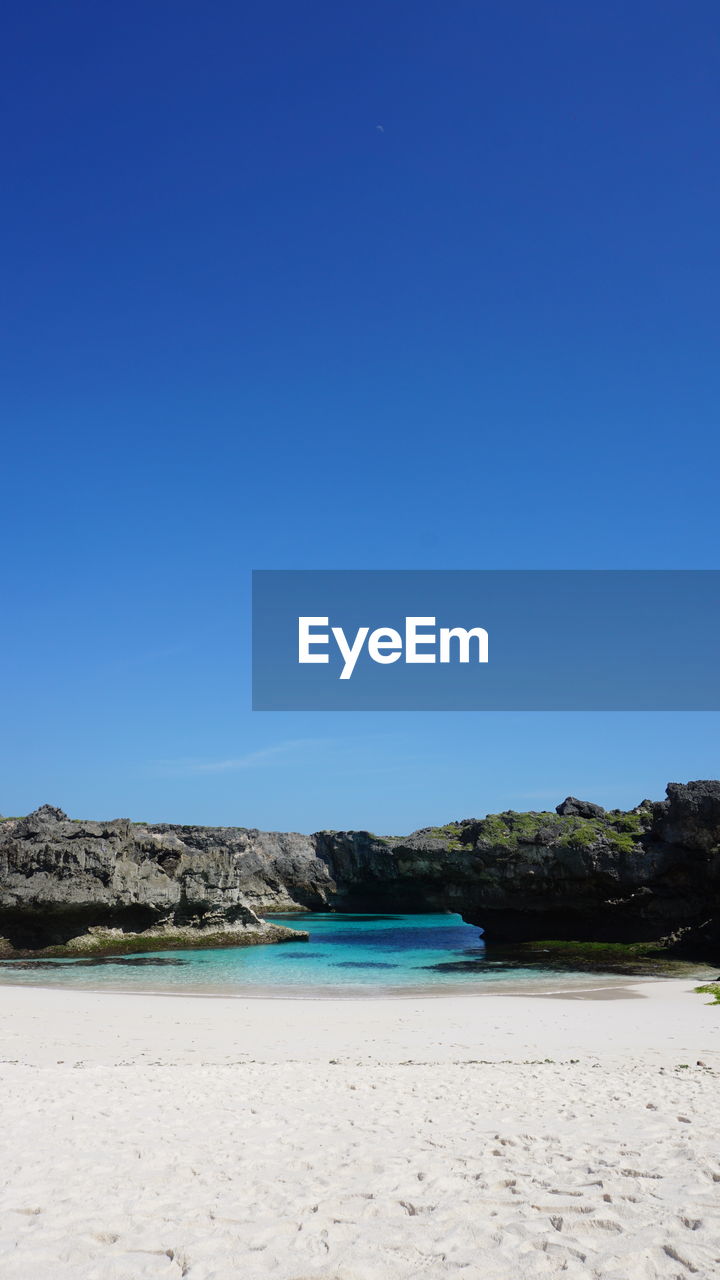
[695,982,720,1004]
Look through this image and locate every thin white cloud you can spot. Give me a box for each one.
[150,739,330,777]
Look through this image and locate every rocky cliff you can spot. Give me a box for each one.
[1,780,718,959]
[0,806,320,954]
[318,781,720,957]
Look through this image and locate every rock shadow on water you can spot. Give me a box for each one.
[325,915,402,923]
[333,961,400,969]
[89,956,189,967]
[269,914,402,924]
[0,956,189,971]
[319,924,482,951]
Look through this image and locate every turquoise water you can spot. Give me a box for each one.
[0,913,621,996]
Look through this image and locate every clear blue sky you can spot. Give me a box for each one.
[2,0,718,831]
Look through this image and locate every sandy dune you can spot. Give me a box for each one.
[0,980,719,1279]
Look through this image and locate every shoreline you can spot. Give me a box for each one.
[0,978,660,1001]
[1,975,718,1062]
[0,966,716,1002]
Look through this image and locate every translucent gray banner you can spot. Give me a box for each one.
[252,570,720,710]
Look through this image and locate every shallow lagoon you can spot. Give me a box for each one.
[0,912,657,997]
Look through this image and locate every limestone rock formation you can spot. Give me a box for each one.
[0,781,718,959]
[0,810,320,955]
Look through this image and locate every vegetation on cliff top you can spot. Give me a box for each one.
[414,807,653,856]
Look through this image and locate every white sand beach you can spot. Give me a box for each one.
[1,979,719,1279]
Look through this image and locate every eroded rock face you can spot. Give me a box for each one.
[0,810,326,954]
[316,793,720,954]
[651,780,720,854]
[0,781,718,959]
[316,784,719,956]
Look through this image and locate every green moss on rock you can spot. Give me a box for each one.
[469,807,649,857]
[502,938,703,976]
[3,922,309,959]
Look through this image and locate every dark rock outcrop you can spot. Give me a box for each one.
[556,796,606,819]
[315,784,719,957]
[651,780,720,854]
[1,781,718,959]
